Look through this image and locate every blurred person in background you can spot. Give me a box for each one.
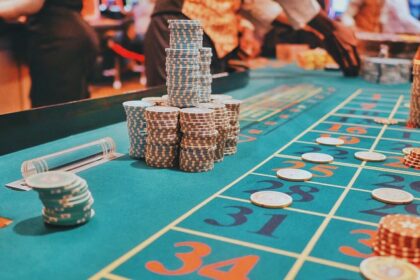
[240,0,328,58]
[145,0,360,87]
[0,0,99,108]
[341,0,420,34]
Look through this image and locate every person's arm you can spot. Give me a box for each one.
[273,0,360,76]
[0,0,45,20]
[274,0,321,29]
[341,0,363,27]
[241,0,283,29]
[382,0,420,34]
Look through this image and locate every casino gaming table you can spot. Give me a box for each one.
[0,65,418,280]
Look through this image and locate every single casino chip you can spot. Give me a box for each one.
[372,188,414,205]
[374,118,399,125]
[301,153,334,164]
[355,151,387,162]
[250,191,293,209]
[316,137,344,146]
[359,256,419,280]
[26,171,78,190]
[276,168,312,182]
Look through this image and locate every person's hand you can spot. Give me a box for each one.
[239,29,261,59]
[308,12,361,77]
[330,20,360,75]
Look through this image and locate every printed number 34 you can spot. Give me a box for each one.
[146,241,259,280]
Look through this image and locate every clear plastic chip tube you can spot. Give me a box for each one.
[21,137,116,179]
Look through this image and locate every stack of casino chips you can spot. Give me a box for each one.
[198,48,213,103]
[198,102,228,162]
[179,108,217,172]
[166,20,203,108]
[169,19,203,49]
[408,60,420,128]
[26,171,95,227]
[144,106,180,168]
[123,101,155,159]
[373,214,419,265]
[403,148,420,169]
[361,57,411,84]
[222,99,242,155]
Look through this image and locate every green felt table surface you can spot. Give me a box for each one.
[0,65,418,280]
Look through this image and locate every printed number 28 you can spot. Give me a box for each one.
[146,241,259,280]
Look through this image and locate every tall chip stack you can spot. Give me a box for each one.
[408,59,420,128]
[223,99,242,155]
[144,106,180,168]
[372,214,419,265]
[198,103,228,162]
[166,20,203,108]
[179,108,217,172]
[123,101,155,159]
[122,19,243,173]
[199,48,213,103]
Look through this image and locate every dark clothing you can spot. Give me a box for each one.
[27,1,99,107]
[262,23,324,57]
[152,0,184,15]
[145,1,235,86]
[44,0,83,11]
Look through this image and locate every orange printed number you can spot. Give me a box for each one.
[321,133,360,145]
[146,241,211,275]
[146,241,260,279]
[198,255,259,280]
[327,124,367,135]
[278,160,306,169]
[339,229,376,258]
[383,156,408,169]
[276,160,336,178]
[310,165,337,177]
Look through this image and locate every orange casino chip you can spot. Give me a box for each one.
[380,215,420,238]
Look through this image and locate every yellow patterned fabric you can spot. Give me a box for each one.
[182,0,241,58]
[354,0,384,33]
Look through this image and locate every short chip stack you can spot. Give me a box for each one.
[142,97,167,106]
[296,48,335,70]
[403,147,420,169]
[144,106,180,168]
[166,20,203,108]
[26,171,95,227]
[179,108,217,172]
[198,103,228,162]
[198,47,213,103]
[361,57,412,84]
[223,99,242,155]
[123,101,155,159]
[373,214,420,265]
[408,60,420,128]
[211,94,233,103]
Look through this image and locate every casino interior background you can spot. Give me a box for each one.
[1,0,420,280]
[1,0,420,115]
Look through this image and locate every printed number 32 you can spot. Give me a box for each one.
[146,241,260,280]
